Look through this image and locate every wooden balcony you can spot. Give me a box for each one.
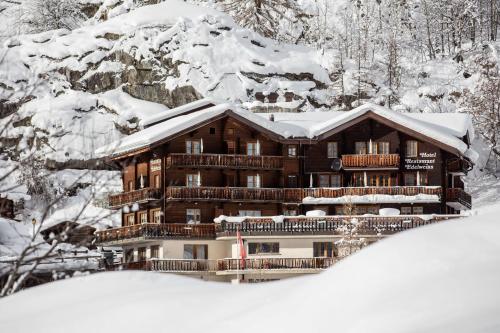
[166,186,286,202]
[166,186,442,203]
[447,159,473,174]
[117,258,336,273]
[108,188,161,209]
[446,188,472,210]
[95,223,216,245]
[220,257,336,271]
[218,214,458,237]
[165,153,283,170]
[342,154,400,169]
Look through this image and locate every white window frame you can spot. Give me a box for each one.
[246,141,261,156]
[186,208,201,224]
[186,140,202,154]
[186,172,201,187]
[247,174,261,188]
[406,140,418,157]
[152,209,161,224]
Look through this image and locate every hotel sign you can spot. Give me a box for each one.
[404,152,436,170]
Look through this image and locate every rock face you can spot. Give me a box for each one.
[0,0,332,168]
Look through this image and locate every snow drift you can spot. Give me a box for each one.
[1,205,499,333]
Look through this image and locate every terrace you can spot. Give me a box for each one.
[165,153,284,170]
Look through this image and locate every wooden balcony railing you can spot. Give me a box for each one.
[218,215,457,236]
[108,188,161,208]
[166,186,442,203]
[220,257,336,271]
[165,153,283,170]
[119,258,336,273]
[150,259,218,272]
[95,223,216,244]
[342,154,400,168]
[166,186,285,202]
[446,188,472,209]
[446,159,473,174]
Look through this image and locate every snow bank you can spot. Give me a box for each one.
[1,207,499,332]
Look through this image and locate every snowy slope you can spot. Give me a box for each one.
[1,205,499,333]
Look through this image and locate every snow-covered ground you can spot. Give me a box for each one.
[1,203,499,332]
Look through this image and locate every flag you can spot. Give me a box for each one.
[236,226,246,269]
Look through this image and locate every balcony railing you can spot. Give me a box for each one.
[446,188,472,209]
[95,223,217,244]
[447,159,473,174]
[342,154,400,168]
[220,257,336,271]
[166,186,442,203]
[166,186,285,202]
[165,153,283,170]
[108,188,162,209]
[117,258,336,273]
[218,215,458,236]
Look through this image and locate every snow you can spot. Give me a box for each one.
[379,208,401,216]
[305,209,326,217]
[1,206,500,332]
[302,193,441,204]
[97,102,475,159]
[140,97,219,127]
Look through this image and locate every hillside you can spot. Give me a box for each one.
[0,203,499,333]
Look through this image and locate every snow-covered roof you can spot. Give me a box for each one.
[96,102,474,158]
[140,98,220,128]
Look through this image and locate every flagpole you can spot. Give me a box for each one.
[236,225,240,283]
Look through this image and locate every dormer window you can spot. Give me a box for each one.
[327,142,338,158]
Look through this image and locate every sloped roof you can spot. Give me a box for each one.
[96,102,474,159]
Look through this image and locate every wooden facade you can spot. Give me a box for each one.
[104,112,472,229]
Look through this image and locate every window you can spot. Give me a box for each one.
[406,140,418,157]
[287,175,298,188]
[186,209,201,224]
[154,174,160,188]
[288,145,297,157]
[186,140,201,154]
[138,247,146,261]
[186,173,201,187]
[150,245,159,259]
[248,242,279,255]
[238,210,261,217]
[378,141,390,154]
[124,249,134,263]
[247,174,261,188]
[413,206,424,214]
[331,174,342,187]
[319,174,330,187]
[125,214,135,226]
[209,127,216,134]
[327,142,338,158]
[152,209,161,224]
[355,142,367,154]
[313,242,335,257]
[401,206,412,215]
[404,173,417,186]
[128,180,134,191]
[183,244,208,259]
[139,211,148,224]
[246,141,260,156]
[283,210,297,216]
[226,140,236,154]
[352,173,365,187]
[418,172,428,186]
[367,174,391,187]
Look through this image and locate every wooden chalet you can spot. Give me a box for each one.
[94,100,475,282]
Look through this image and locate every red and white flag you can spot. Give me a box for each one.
[236,226,246,269]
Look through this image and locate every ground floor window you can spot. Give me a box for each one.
[138,247,146,261]
[248,242,279,255]
[150,245,159,259]
[124,249,134,263]
[313,242,336,257]
[186,208,201,224]
[183,244,208,259]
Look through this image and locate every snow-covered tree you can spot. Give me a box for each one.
[20,0,85,33]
